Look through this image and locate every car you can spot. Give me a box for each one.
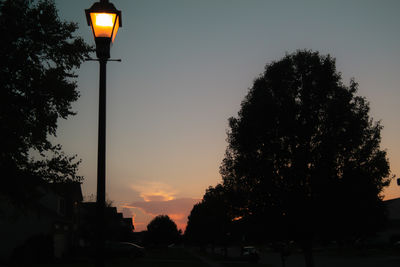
[104,241,145,259]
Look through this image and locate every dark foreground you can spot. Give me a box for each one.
[208,246,400,267]
[261,248,400,267]
[13,247,270,267]
[5,246,400,267]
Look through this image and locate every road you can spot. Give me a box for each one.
[259,250,400,267]
[206,246,400,267]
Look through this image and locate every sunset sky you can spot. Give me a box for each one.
[54,0,400,231]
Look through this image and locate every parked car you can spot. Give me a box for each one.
[104,241,145,259]
[241,246,259,262]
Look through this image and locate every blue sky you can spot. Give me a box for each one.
[54,0,400,230]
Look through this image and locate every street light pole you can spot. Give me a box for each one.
[85,1,121,266]
[97,58,107,219]
[95,57,107,267]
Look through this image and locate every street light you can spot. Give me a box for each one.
[85,1,121,266]
[85,0,121,59]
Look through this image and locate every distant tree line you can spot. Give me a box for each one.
[143,215,181,247]
[185,50,392,267]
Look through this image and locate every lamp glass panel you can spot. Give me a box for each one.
[90,12,116,38]
[111,15,119,42]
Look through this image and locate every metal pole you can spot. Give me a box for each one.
[96,58,107,267]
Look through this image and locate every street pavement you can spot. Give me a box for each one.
[259,250,400,267]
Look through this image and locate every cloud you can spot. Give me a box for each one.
[123,181,200,231]
[130,181,177,202]
[130,198,199,215]
[124,198,200,231]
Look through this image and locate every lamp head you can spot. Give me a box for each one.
[85,0,122,59]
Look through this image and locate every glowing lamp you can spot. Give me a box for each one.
[85,0,122,59]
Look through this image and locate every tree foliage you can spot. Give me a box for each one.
[220,50,392,266]
[185,184,232,246]
[146,215,180,246]
[0,0,92,202]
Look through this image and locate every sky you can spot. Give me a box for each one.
[53,0,400,231]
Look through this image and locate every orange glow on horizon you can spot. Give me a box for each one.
[130,182,177,202]
[143,193,175,202]
[131,213,136,225]
[168,213,185,222]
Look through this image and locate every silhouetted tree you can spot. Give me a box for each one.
[185,184,232,249]
[220,50,392,267]
[0,0,92,203]
[146,215,180,246]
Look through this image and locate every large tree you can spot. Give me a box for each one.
[0,0,92,203]
[220,50,392,267]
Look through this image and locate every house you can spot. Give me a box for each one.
[0,182,83,261]
[1,181,135,263]
[381,197,400,244]
[77,202,134,246]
